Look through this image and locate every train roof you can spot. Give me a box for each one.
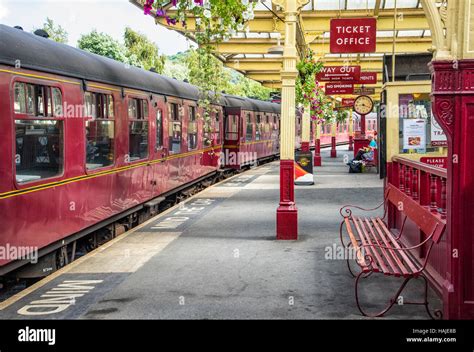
[224,95,280,114]
[0,24,201,101]
[0,24,280,114]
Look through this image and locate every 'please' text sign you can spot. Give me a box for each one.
[330,18,377,53]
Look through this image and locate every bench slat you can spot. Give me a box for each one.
[344,217,367,268]
[359,217,402,276]
[352,217,387,274]
[375,218,420,274]
[370,218,412,277]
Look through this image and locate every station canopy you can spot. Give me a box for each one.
[130,0,432,99]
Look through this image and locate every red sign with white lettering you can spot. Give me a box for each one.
[317,66,361,82]
[325,83,354,95]
[420,157,447,169]
[358,72,378,84]
[330,18,377,53]
[342,98,355,107]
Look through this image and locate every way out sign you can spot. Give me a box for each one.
[317,66,361,82]
[330,18,377,53]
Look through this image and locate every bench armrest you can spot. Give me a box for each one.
[361,234,434,252]
[339,201,385,218]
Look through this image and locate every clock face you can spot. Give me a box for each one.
[354,95,374,115]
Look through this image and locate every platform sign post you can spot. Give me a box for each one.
[314,122,322,167]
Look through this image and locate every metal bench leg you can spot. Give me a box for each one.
[355,272,412,318]
[418,275,443,320]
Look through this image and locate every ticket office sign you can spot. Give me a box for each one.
[330,18,377,53]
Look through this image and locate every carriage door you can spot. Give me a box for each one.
[224,112,240,168]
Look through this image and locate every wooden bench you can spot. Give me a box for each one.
[339,184,446,318]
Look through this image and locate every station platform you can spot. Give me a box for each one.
[0,146,441,320]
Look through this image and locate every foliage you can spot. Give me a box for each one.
[78,29,165,73]
[124,27,165,73]
[145,0,256,45]
[145,0,258,117]
[172,49,271,100]
[78,30,129,63]
[38,17,68,44]
[335,108,349,125]
[296,49,335,124]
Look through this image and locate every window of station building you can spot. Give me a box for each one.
[156,110,163,149]
[14,82,63,117]
[128,98,149,161]
[13,83,65,183]
[188,106,198,150]
[398,93,438,154]
[246,113,253,142]
[226,115,239,141]
[169,103,182,154]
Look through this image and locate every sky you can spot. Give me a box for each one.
[0,0,193,56]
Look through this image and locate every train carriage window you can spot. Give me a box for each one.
[52,88,63,117]
[188,106,197,150]
[15,120,64,183]
[14,82,26,113]
[128,98,149,161]
[246,113,253,142]
[215,112,221,144]
[156,110,163,149]
[14,83,65,183]
[203,111,212,147]
[225,115,238,141]
[169,103,182,154]
[85,92,115,170]
[15,82,59,117]
[255,115,261,141]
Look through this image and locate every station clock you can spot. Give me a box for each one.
[354,95,374,115]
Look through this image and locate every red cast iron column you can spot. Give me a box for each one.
[430,60,474,319]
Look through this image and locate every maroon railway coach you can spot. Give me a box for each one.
[0,24,281,277]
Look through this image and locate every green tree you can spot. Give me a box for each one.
[124,27,165,73]
[182,48,271,100]
[78,30,129,63]
[38,18,68,44]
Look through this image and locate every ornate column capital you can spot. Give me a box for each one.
[430,60,474,137]
[273,0,310,13]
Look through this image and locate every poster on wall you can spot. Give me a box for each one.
[403,119,426,150]
[431,113,448,147]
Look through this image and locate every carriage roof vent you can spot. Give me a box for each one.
[33,29,49,39]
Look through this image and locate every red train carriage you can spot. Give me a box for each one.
[0,25,244,277]
[223,95,280,169]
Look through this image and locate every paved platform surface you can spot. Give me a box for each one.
[0,146,441,319]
